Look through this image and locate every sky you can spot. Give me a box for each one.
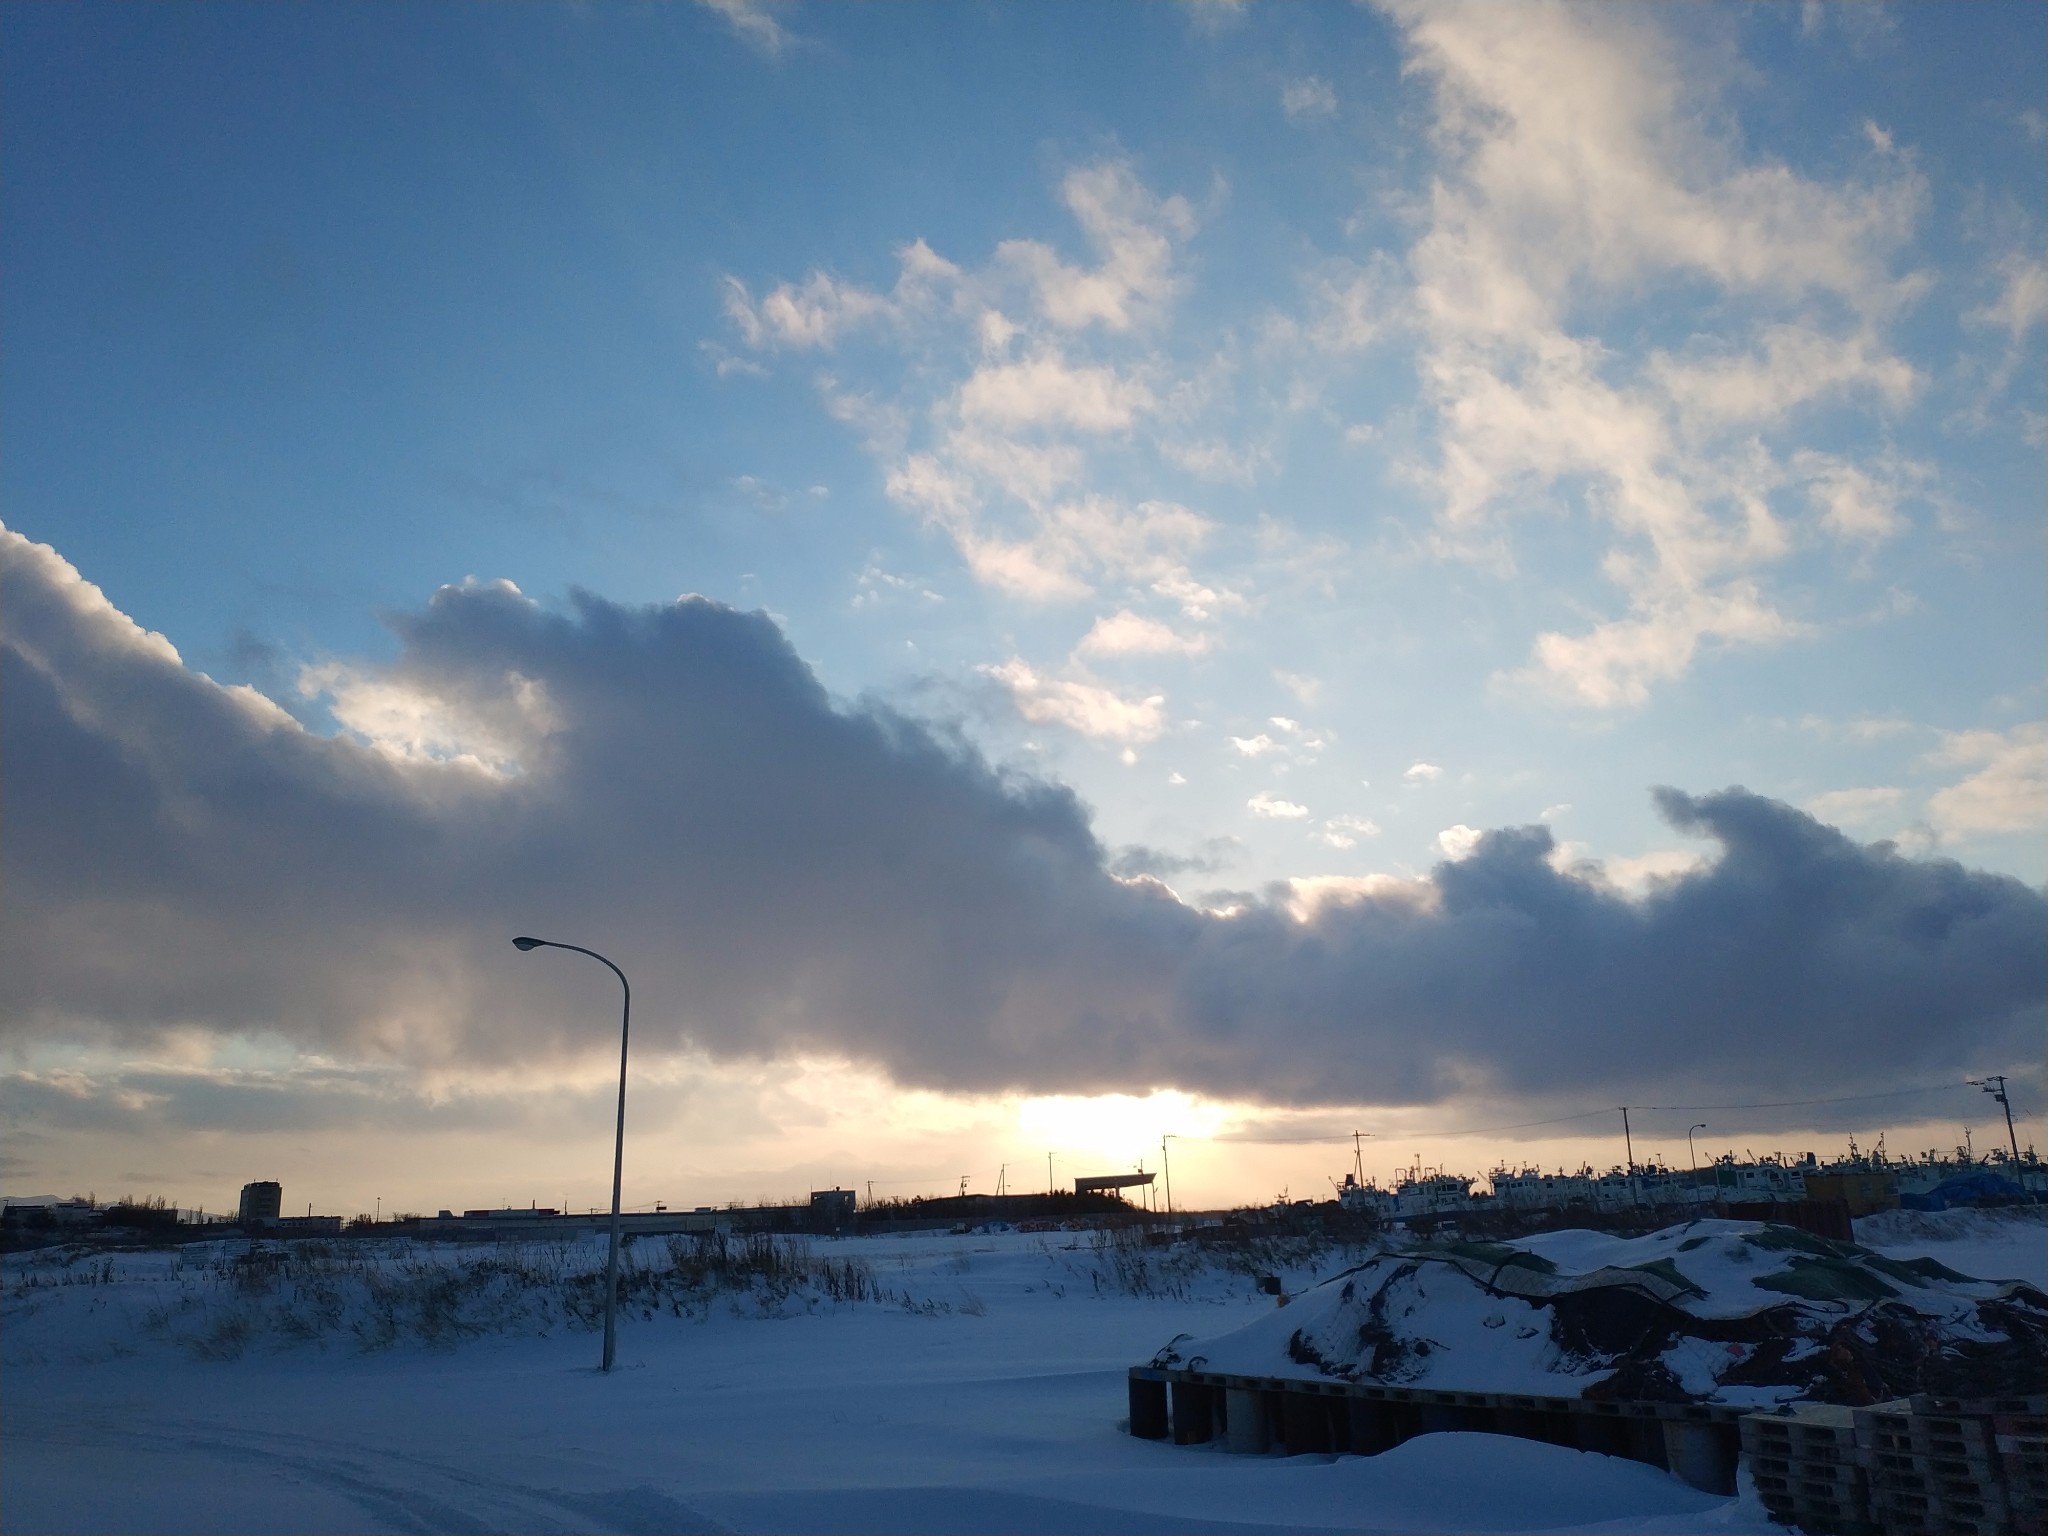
[3,0,2043,1217]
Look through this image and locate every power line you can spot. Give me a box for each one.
[1632,1082,1979,1114]
[1218,1108,1619,1145]
[1407,1109,1629,1140]
[1196,1080,2001,1149]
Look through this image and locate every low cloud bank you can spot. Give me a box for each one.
[4,526,2040,1111]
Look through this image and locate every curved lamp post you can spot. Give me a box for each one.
[514,936,630,1372]
[1688,1123,1708,1191]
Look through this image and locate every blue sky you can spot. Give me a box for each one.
[3,1,2043,1212]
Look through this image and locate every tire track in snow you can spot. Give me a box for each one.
[12,1410,728,1535]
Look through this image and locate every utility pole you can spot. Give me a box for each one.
[1971,1076,2021,1166]
[1621,1107,1640,1204]
[1048,1151,1054,1197]
[1160,1136,1175,1216]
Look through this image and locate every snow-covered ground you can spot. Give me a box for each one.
[4,1213,2037,1535]
[1855,1204,2048,1291]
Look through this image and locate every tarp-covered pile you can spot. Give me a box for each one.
[1152,1219,2047,1408]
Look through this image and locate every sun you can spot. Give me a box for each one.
[1013,1090,1230,1176]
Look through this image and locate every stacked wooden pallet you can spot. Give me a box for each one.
[1858,1399,2011,1536]
[1741,1403,1875,1536]
[1994,1402,2047,1536]
[1742,1396,2047,1536]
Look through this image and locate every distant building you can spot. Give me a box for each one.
[809,1188,855,1230]
[275,1215,344,1236]
[238,1181,282,1226]
[1802,1169,1900,1216]
[0,1198,97,1230]
[1074,1173,1154,1199]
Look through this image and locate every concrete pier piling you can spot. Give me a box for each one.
[1128,1373,1168,1441]
[1223,1388,1270,1455]
[1662,1418,1737,1497]
[1282,1392,1334,1455]
[1170,1380,1214,1445]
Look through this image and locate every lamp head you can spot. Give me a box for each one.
[512,936,544,952]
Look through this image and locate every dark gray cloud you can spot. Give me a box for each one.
[4,525,2042,1113]
[1108,837,1240,880]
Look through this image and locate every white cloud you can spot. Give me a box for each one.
[299,663,541,776]
[1803,785,1904,828]
[1926,723,2048,837]
[1074,610,1210,658]
[958,354,1153,432]
[296,584,560,776]
[722,272,887,351]
[982,660,1166,744]
[1651,325,1916,436]
[1150,570,1246,621]
[1795,713,1918,743]
[1247,790,1310,819]
[1539,803,1571,821]
[1795,451,1915,545]
[1436,824,1482,860]
[1404,761,1443,782]
[1553,845,1708,895]
[852,562,944,610]
[1160,435,1265,484]
[1231,716,1327,767]
[1264,256,1402,361]
[1319,814,1381,849]
[1385,0,1926,706]
[1180,0,1248,33]
[1964,251,2048,410]
[889,466,1210,603]
[996,162,1196,334]
[723,240,959,352]
[1285,872,1435,923]
[695,0,794,56]
[1274,671,1322,705]
[741,159,1234,623]
[1281,77,1337,120]
[1971,253,2048,340]
[1519,581,1808,710]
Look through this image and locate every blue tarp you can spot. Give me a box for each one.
[1903,1170,2031,1211]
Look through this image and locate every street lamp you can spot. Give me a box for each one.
[1688,1124,1707,1179]
[1161,1134,1178,1217]
[514,936,632,1373]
